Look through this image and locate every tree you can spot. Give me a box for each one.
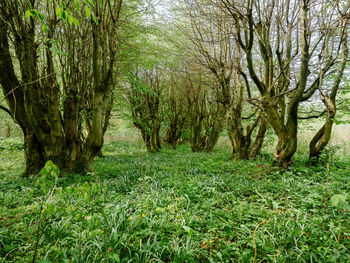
[221,0,349,167]
[0,0,123,175]
[163,72,190,150]
[125,69,163,153]
[181,0,267,157]
[181,63,225,152]
[308,18,349,164]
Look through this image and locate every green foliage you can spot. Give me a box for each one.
[0,140,349,262]
[55,4,80,26]
[24,9,45,21]
[35,161,60,195]
[0,137,24,150]
[330,194,348,208]
[127,71,159,97]
[24,8,49,32]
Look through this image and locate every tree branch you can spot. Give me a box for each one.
[0,104,13,117]
[298,110,326,120]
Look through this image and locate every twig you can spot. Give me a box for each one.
[0,105,12,117]
[324,163,330,215]
[0,73,53,106]
[253,218,268,263]
[32,199,45,263]
[32,179,57,263]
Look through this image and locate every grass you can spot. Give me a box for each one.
[0,139,349,262]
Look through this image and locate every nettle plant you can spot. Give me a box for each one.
[30,161,105,262]
[35,161,60,195]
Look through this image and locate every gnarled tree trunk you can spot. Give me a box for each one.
[308,28,348,165]
[0,0,121,175]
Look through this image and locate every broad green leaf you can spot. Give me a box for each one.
[56,6,64,19]
[36,11,45,21]
[68,15,80,26]
[71,16,80,26]
[183,225,193,234]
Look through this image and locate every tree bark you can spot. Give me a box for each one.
[23,130,45,176]
[250,117,268,158]
[0,1,120,175]
[0,19,45,176]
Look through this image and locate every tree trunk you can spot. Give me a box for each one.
[204,130,220,153]
[190,117,206,152]
[73,90,105,172]
[250,117,268,158]
[23,130,44,177]
[0,20,47,176]
[308,97,335,165]
[165,121,184,150]
[139,124,161,154]
[263,102,298,168]
[227,107,266,159]
[0,1,120,176]
[165,125,178,150]
[273,132,297,168]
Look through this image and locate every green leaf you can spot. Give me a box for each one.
[68,15,80,26]
[25,10,33,19]
[183,225,193,235]
[217,251,223,261]
[42,23,48,33]
[71,17,80,26]
[330,194,347,207]
[62,9,67,20]
[109,253,121,263]
[56,6,64,19]
[36,11,45,21]
[85,6,92,19]
[92,14,98,24]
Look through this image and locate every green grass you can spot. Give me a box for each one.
[0,139,349,262]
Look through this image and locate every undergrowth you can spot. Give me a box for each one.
[0,140,349,262]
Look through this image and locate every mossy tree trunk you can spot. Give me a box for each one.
[190,114,206,152]
[72,2,120,172]
[5,121,10,138]
[308,27,348,165]
[249,117,268,158]
[0,1,122,175]
[228,110,267,160]
[0,19,45,176]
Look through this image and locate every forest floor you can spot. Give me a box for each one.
[0,138,349,262]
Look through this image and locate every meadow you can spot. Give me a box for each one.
[0,135,349,262]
